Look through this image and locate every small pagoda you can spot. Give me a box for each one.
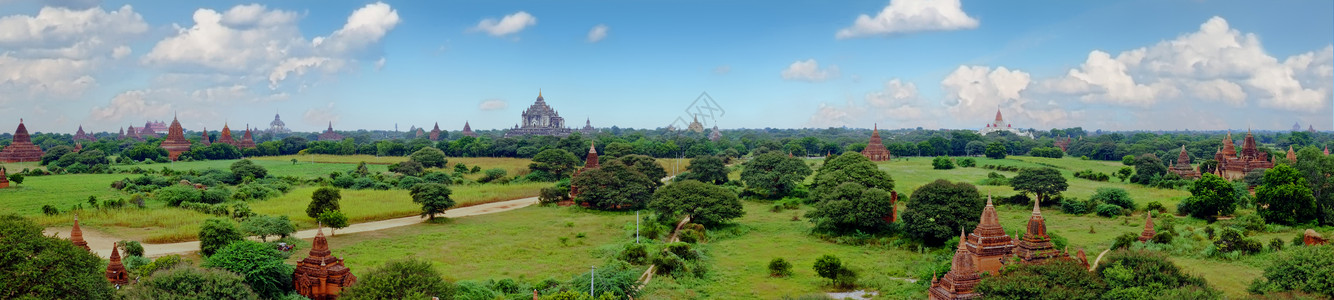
[160,117,192,161]
[708,126,722,142]
[860,124,891,161]
[218,124,238,146]
[318,122,344,141]
[201,127,212,146]
[74,125,95,142]
[293,226,357,300]
[0,119,44,163]
[105,244,128,286]
[430,123,442,141]
[568,142,600,204]
[462,121,477,138]
[0,167,9,188]
[238,126,257,149]
[71,216,90,251]
[1138,211,1156,242]
[966,195,1014,275]
[928,230,982,300]
[1286,146,1297,163]
[1012,199,1068,263]
[1168,145,1200,179]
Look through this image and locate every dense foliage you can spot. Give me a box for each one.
[806,182,897,235]
[1255,164,1317,225]
[810,153,894,202]
[340,259,456,300]
[124,265,259,299]
[204,240,295,299]
[0,215,116,299]
[740,151,812,199]
[681,155,728,184]
[1178,173,1237,221]
[199,218,244,257]
[571,157,659,210]
[1248,245,1334,298]
[976,259,1106,300]
[900,180,984,245]
[649,180,743,227]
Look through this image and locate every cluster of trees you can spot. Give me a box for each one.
[976,250,1221,299]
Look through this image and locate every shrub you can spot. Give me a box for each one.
[1214,228,1262,255]
[339,259,455,300]
[665,242,696,260]
[958,157,976,167]
[41,205,59,216]
[1096,204,1124,218]
[651,252,686,275]
[619,244,648,265]
[1061,198,1092,215]
[1091,188,1134,210]
[1268,238,1284,252]
[119,241,145,257]
[1247,245,1334,298]
[477,168,507,183]
[306,187,341,219]
[1074,169,1110,181]
[768,258,793,277]
[979,172,1008,186]
[199,218,243,257]
[833,268,858,288]
[932,156,955,170]
[539,186,570,205]
[1145,201,1165,213]
[1111,233,1138,250]
[1028,147,1064,158]
[813,255,842,282]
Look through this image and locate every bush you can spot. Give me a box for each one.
[1247,245,1334,298]
[651,252,686,275]
[1028,147,1064,158]
[478,168,507,183]
[1073,169,1110,181]
[41,205,59,216]
[1091,188,1134,210]
[958,157,976,167]
[1096,204,1124,218]
[1112,233,1138,250]
[199,218,243,257]
[813,255,842,282]
[339,259,455,300]
[1061,198,1092,215]
[979,172,1008,186]
[539,186,570,205]
[833,268,858,288]
[1268,238,1284,252]
[306,187,341,219]
[1145,201,1165,213]
[932,156,955,170]
[1214,228,1262,255]
[619,244,648,265]
[768,258,793,277]
[119,241,145,257]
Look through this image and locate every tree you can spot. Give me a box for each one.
[1248,245,1334,298]
[7,172,21,185]
[1256,164,1317,225]
[1091,187,1134,210]
[985,142,1007,159]
[1096,250,1220,298]
[740,152,813,199]
[932,156,955,169]
[1293,147,1334,226]
[1131,153,1167,184]
[616,154,668,185]
[307,187,342,219]
[1115,167,1133,182]
[0,215,116,299]
[1122,155,1136,166]
[649,180,744,227]
[769,258,793,277]
[229,159,268,181]
[124,265,259,299]
[966,140,986,156]
[119,240,145,257]
[684,155,728,185]
[900,180,985,245]
[410,183,455,220]
[1178,173,1237,221]
[572,160,657,210]
[340,259,455,300]
[318,209,350,235]
[813,254,843,282]
[409,147,448,168]
[1010,167,1068,204]
[529,148,580,179]
[199,218,243,257]
[157,184,203,206]
[976,259,1107,300]
[806,182,896,234]
[240,215,296,242]
[204,241,294,299]
[389,160,424,176]
[810,153,894,202]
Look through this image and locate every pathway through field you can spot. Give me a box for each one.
[45,196,539,259]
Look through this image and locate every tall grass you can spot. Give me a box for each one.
[0,174,129,216]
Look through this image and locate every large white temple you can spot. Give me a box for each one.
[978,109,1032,138]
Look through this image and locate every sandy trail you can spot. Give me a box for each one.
[45,197,539,259]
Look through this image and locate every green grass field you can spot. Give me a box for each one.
[0,173,133,215]
[112,159,390,178]
[314,206,638,282]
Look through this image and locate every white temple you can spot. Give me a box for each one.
[978,109,1032,138]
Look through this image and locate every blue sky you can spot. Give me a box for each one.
[0,0,1329,133]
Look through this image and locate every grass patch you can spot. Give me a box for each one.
[112,159,390,178]
[0,174,131,216]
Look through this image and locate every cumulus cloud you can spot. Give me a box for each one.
[836,0,978,39]
[0,5,147,104]
[89,89,173,122]
[781,59,839,82]
[470,11,536,37]
[587,24,608,43]
[805,78,940,129]
[479,99,508,111]
[374,57,386,71]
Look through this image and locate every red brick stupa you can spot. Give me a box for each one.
[0,167,9,188]
[293,226,357,300]
[860,124,891,161]
[70,216,90,251]
[200,127,211,146]
[462,121,477,138]
[160,116,192,161]
[966,195,1014,275]
[1286,145,1297,163]
[74,125,95,142]
[1138,211,1156,243]
[929,230,981,300]
[430,123,442,141]
[568,141,600,203]
[0,119,44,163]
[318,122,344,141]
[105,244,128,285]
[1215,130,1273,180]
[1012,199,1068,263]
[1168,145,1200,179]
[218,124,238,146]
[238,125,257,149]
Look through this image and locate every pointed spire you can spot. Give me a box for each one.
[71,215,90,251]
[1032,196,1042,216]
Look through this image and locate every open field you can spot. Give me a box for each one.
[112,158,390,178]
[314,206,639,282]
[0,173,134,215]
[0,161,44,172]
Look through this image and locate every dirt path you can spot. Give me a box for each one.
[47,196,539,259]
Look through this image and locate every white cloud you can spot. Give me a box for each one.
[89,89,173,122]
[587,24,608,43]
[805,78,939,129]
[470,11,536,37]
[374,57,386,71]
[781,59,839,82]
[303,102,340,126]
[479,99,508,111]
[0,5,147,105]
[866,79,919,108]
[836,0,978,39]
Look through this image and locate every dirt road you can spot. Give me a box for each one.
[45,196,539,259]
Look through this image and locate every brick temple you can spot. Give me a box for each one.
[238,126,257,149]
[0,167,9,188]
[505,91,580,137]
[568,141,600,204]
[430,123,442,141]
[1139,211,1156,242]
[201,127,212,146]
[0,119,44,163]
[1215,131,1273,180]
[293,226,357,300]
[74,125,95,142]
[860,124,891,161]
[462,121,477,138]
[1168,145,1200,179]
[1013,199,1068,263]
[71,216,90,251]
[160,117,192,161]
[105,244,128,286]
[966,195,1014,275]
[928,230,982,300]
[218,124,238,146]
[318,122,344,141]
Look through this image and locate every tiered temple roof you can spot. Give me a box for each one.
[201,127,211,146]
[966,195,1014,275]
[0,119,45,163]
[929,230,982,300]
[238,126,257,149]
[105,244,128,285]
[505,91,574,137]
[580,118,598,135]
[160,117,192,161]
[462,121,477,138]
[1139,211,1156,243]
[144,121,169,133]
[293,226,357,300]
[218,124,238,146]
[687,115,704,133]
[1215,130,1273,180]
[430,123,442,141]
[71,216,90,251]
[1168,145,1200,179]
[1012,199,1068,263]
[74,125,95,142]
[318,122,344,141]
[268,113,290,133]
[860,124,892,161]
[569,142,600,202]
[709,126,722,142]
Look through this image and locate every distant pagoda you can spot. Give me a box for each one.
[200,127,211,146]
[687,115,704,133]
[966,195,1014,275]
[0,119,44,163]
[1138,211,1156,243]
[318,122,344,141]
[238,126,256,149]
[218,124,238,146]
[268,113,290,133]
[504,91,574,137]
[293,226,357,299]
[430,123,442,141]
[462,121,477,138]
[74,125,95,142]
[709,125,722,142]
[860,124,891,161]
[580,118,598,136]
[1012,199,1068,263]
[159,116,192,161]
[928,230,982,300]
[1286,145,1297,163]
[568,141,600,203]
[1168,145,1200,179]
[138,122,160,139]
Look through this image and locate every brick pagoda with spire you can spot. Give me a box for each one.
[218,124,238,146]
[238,126,257,149]
[0,167,9,188]
[201,127,211,146]
[860,124,892,161]
[318,122,344,141]
[1012,198,1068,263]
[1168,145,1200,179]
[293,226,357,300]
[568,141,600,204]
[74,125,95,142]
[71,216,90,251]
[462,121,477,137]
[1215,130,1273,180]
[1286,145,1297,163]
[966,195,1015,275]
[1139,211,1156,242]
[929,230,982,300]
[105,244,128,286]
[430,123,442,141]
[160,116,193,161]
[0,119,45,163]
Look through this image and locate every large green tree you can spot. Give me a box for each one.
[229,159,268,181]
[900,180,985,245]
[204,241,294,299]
[307,187,342,218]
[199,218,243,257]
[649,180,744,227]
[1178,173,1237,221]
[740,152,813,199]
[976,259,1107,300]
[810,152,894,202]
[684,155,728,185]
[0,215,116,299]
[985,142,1007,159]
[1293,146,1334,225]
[805,182,897,234]
[616,154,668,185]
[1010,167,1068,204]
[529,148,580,179]
[1131,153,1167,184]
[340,259,455,300]
[572,160,657,210]
[1256,164,1317,225]
[410,183,456,220]
[409,147,448,168]
[239,215,295,242]
[123,265,259,300]
[1248,245,1334,298]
